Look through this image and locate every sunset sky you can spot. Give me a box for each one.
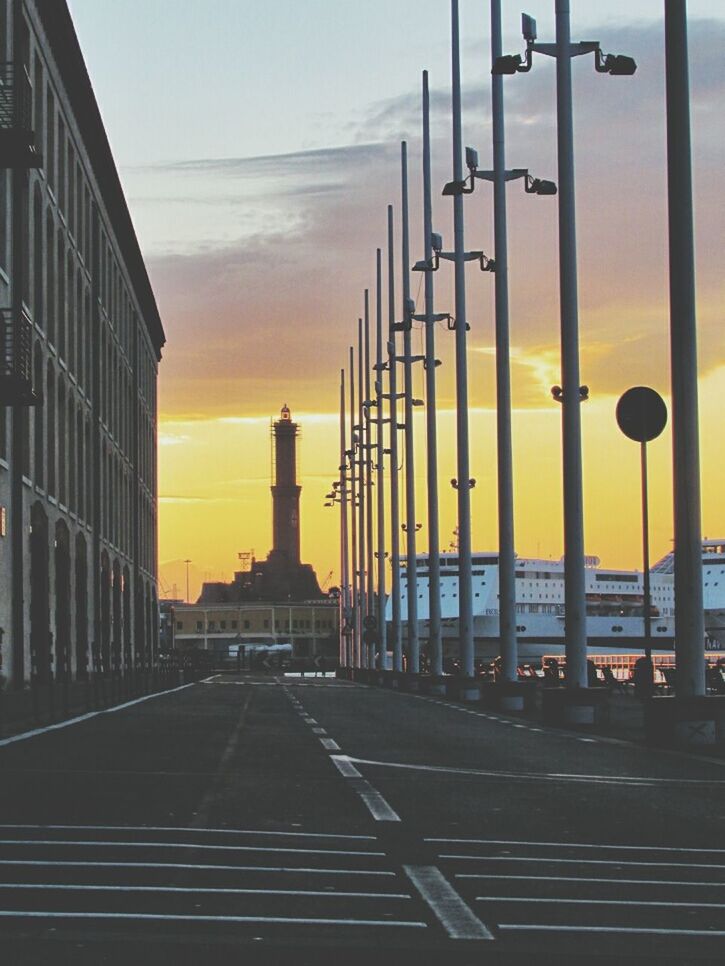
[67,1,725,601]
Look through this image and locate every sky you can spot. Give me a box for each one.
[66,1,725,601]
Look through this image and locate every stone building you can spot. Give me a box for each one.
[173,600,339,663]
[0,0,163,687]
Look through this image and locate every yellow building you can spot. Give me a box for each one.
[172,599,339,662]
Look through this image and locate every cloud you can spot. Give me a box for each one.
[134,18,724,421]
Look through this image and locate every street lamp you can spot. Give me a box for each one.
[493,4,636,712]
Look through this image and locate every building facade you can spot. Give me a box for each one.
[0,0,164,687]
[173,600,339,662]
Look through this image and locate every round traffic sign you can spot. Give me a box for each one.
[616,386,667,443]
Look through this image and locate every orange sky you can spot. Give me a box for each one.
[130,16,725,601]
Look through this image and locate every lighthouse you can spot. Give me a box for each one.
[198,403,323,604]
[271,404,301,564]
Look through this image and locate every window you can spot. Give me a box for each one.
[196,621,202,631]
[244,620,250,629]
[220,621,226,630]
[231,620,238,629]
[176,622,182,631]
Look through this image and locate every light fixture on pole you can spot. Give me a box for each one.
[375,248,389,670]
[493,5,636,714]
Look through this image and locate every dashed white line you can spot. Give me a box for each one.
[320,738,340,752]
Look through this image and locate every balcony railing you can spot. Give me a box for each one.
[0,306,37,405]
[0,62,41,168]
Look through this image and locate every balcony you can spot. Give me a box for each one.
[0,307,37,405]
[0,63,42,168]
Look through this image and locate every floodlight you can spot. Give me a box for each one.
[412,259,429,272]
[605,54,637,76]
[430,232,443,253]
[465,146,479,171]
[527,177,557,196]
[442,179,466,196]
[405,296,416,317]
[491,54,522,75]
[522,13,537,42]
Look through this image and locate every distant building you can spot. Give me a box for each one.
[199,406,323,604]
[173,599,339,663]
[0,1,164,686]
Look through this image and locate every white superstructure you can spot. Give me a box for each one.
[388,540,725,662]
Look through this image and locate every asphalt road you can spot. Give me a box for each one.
[0,673,724,964]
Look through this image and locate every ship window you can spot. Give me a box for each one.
[231,621,238,629]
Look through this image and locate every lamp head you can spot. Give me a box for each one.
[530,177,557,196]
[442,179,466,196]
[605,53,637,75]
[430,231,443,253]
[492,54,522,75]
[404,296,416,318]
[465,146,479,171]
[521,13,537,42]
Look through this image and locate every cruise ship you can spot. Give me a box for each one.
[391,539,725,664]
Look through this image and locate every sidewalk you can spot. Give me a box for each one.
[0,669,191,741]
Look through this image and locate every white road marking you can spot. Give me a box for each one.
[320,738,341,751]
[0,839,384,857]
[354,782,401,823]
[0,883,412,899]
[312,727,327,735]
[498,924,725,938]
[0,683,196,748]
[460,873,725,887]
[303,718,318,725]
[344,757,724,788]
[0,860,396,876]
[0,910,426,928]
[428,837,725,855]
[442,855,725,871]
[0,824,375,841]
[331,757,362,779]
[329,757,401,823]
[475,896,725,909]
[403,865,494,940]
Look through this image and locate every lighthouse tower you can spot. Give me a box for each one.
[271,404,301,564]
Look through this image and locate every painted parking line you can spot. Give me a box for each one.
[329,757,401,823]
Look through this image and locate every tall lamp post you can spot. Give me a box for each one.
[387,205,403,674]
[349,345,359,667]
[374,248,389,670]
[665,1,706,704]
[184,559,192,604]
[494,7,636,718]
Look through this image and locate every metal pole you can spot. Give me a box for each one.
[665,0,705,698]
[490,0,518,690]
[555,0,587,691]
[357,317,367,667]
[375,248,389,669]
[450,0,475,683]
[640,441,652,663]
[388,205,403,673]
[401,141,419,675]
[422,71,442,680]
[349,346,359,667]
[340,368,351,668]
[364,290,375,668]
